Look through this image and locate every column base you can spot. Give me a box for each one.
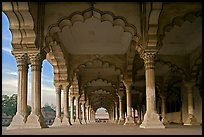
[124,116,136,125]
[136,119,142,125]
[81,119,87,124]
[184,114,199,125]
[62,117,72,126]
[52,117,62,127]
[162,117,169,125]
[25,113,48,128]
[118,118,125,125]
[7,113,26,130]
[140,112,165,128]
[114,119,118,124]
[73,118,81,124]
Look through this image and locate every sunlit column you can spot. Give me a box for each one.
[85,103,89,123]
[52,85,62,127]
[118,92,124,125]
[7,53,28,130]
[70,96,74,124]
[62,84,71,125]
[81,101,86,124]
[75,95,81,124]
[115,101,118,123]
[140,51,164,128]
[25,53,47,128]
[124,82,135,125]
[183,81,198,125]
[161,95,169,124]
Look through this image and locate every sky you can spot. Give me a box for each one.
[2,12,106,113]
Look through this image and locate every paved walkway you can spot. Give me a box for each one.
[2,123,202,135]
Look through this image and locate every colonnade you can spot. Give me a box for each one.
[7,50,199,130]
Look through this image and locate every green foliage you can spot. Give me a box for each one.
[27,105,31,115]
[2,94,17,116]
[2,94,32,116]
[43,103,55,112]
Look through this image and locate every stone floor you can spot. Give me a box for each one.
[2,123,202,135]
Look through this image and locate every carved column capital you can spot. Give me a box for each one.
[183,80,196,91]
[28,52,43,71]
[14,53,28,71]
[141,50,157,70]
[55,85,62,94]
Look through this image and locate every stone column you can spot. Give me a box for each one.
[89,107,92,122]
[183,81,198,125]
[161,95,169,124]
[124,82,135,125]
[7,53,28,130]
[74,95,81,124]
[118,93,125,124]
[140,51,164,128]
[85,104,89,123]
[52,86,62,127]
[70,96,74,124]
[62,85,71,126]
[81,101,86,124]
[26,53,47,128]
[115,102,118,123]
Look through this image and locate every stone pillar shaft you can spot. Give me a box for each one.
[81,102,86,122]
[63,90,68,117]
[86,105,89,123]
[56,87,61,118]
[124,82,135,125]
[70,97,74,121]
[7,54,28,130]
[29,53,43,115]
[26,53,47,128]
[187,89,193,115]
[183,81,198,125]
[75,96,80,119]
[119,96,123,119]
[16,54,28,116]
[115,102,118,121]
[140,51,164,128]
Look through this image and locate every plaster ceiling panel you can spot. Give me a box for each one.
[159,17,202,55]
[58,17,132,54]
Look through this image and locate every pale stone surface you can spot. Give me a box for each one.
[25,113,48,128]
[62,117,71,126]
[140,112,165,128]
[7,113,26,130]
[3,123,202,135]
[52,117,62,127]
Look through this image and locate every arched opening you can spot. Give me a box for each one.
[95,107,109,123]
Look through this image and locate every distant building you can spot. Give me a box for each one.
[2,114,12,126]
[95,112,109,123]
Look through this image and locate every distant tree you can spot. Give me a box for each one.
[2,94,17,116]
[27,105,31,115]
[43,103,55,112]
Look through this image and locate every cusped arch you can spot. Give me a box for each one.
[2,2,36,49]
[45,7,140,45]
[85,78,116,88]
[73,58,123,81]
[158,10,202,49]
[46,41,69,87]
